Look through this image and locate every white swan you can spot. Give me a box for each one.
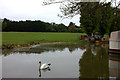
[39,61,51,70]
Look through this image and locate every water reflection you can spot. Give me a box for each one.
[3,44,84,78]
[109,54,120,78]
[38,60,51,77]
[2,43,86,56]
[39,67,51,77]
[2,42,120,79]
[79,44,109,79]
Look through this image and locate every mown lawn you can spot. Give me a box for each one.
[2,32,86,45]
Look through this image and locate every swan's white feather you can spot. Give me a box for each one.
[40,63,49,69]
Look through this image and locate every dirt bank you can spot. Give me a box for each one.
[2,42,69,49]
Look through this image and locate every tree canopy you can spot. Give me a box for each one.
[43,0,120,37]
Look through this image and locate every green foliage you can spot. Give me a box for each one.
[2,19,68,32]
[0,19,2,46]
[67,22,84,33]
[46,1,120,36]
[2,18,84,33]
[80,2,99,36]
[68,22,76,32]
[2,21,7,30]
[79,2,120,37]
[80,2,116,37]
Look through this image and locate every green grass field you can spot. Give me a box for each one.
[2,32,86,45]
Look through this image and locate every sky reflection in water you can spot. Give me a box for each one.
[2,43,120,79]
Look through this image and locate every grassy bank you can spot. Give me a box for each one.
[2,32,86,45]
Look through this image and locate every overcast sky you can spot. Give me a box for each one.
[0,0,119,26]
[0,0,80,26]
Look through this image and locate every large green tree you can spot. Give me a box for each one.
[80,2,99,36]
[43,0,120,37]
[93,2,114,37]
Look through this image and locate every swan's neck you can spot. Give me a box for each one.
[39,62,41,70]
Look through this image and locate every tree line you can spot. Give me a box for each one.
[2,18,84,33]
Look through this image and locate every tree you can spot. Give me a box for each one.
[2,22,7,31]
[92,2,115,37]
[57,23,67,32]
[2,18,9,31]
[68,22,77,32]
[80,2,100,36]
[43,0,120,36]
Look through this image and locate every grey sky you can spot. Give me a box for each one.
[0,0,80,26]
[0,0,119,26]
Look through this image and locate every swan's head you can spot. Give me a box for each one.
[39,61,41,63]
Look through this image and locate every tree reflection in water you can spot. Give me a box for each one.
[2,42,112,79]
[2,43,87,56]
[79,44,109,79]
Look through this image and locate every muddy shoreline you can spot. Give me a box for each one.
[2,42,71,49]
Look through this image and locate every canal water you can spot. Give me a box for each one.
[2,43,120,79]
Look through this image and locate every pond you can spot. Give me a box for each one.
[2,42,120,79]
